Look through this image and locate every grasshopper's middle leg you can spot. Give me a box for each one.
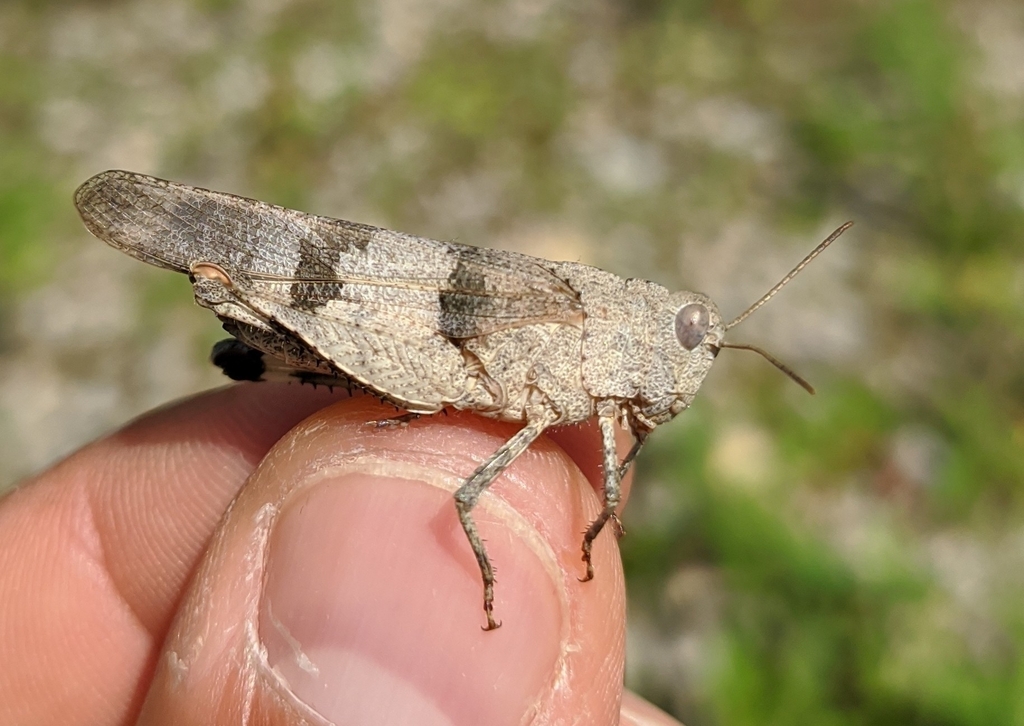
[580,409,646,581]
[453,411,556,630]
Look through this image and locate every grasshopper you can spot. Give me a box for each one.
[75,170,850,630]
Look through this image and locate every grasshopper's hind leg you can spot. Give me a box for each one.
[453,409,557,630]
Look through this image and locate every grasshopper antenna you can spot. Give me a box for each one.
[726,221,853,330]
[716,342,816,394]
[719,221,853,394]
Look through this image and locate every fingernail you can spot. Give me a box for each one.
[259,462,565,726]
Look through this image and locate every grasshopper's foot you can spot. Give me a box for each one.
[481,579,502,631]
[578,539,596,583]
[482,610,502,631]
[365,412,420,429]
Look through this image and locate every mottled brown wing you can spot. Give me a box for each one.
[75,170,583,339]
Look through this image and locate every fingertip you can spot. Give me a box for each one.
[143,398,626,725]
[261,468,564,725]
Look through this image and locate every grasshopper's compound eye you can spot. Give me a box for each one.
[675,303,710,350]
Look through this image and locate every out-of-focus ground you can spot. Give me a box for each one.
[2,1,1023,723]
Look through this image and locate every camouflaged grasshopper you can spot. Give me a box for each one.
[75,170,850,630]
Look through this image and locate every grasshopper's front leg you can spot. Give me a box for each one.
[453,408,559,630]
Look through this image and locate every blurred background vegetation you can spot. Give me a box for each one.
[1,0,1023,723]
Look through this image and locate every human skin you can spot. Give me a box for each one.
[0,383,683,725]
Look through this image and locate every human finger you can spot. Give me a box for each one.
[0,383,347,725]
[138,395,628,725]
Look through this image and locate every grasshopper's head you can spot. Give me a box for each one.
[633,223,852,430]
[629,290,724,428]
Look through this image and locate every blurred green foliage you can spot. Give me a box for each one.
[2,0,1023,723]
